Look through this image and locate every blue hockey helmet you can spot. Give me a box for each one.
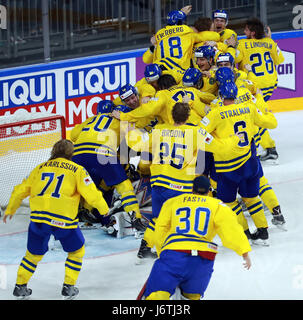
[216,52,235,67]
[194,45,216,60]
[96,100,115,114]
[119,84,138,101]
[144,64,162,82]
[166,10,187,26]
[218,81,238,100]
[113,105,132,113]
[212,9,228,23]
[183,68,203,89]
[215,67,235,84]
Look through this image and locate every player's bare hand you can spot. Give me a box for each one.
[225,34,236,48]
[182,95,191,104]
[210,22,215,32]
[256,88,263,95]
[111,110,121,120]
[244,64,252,72]
[204,105,211,114]
[204,40,217,47]
[150,35,156,46]
[242,253,251,270]
[265,25,272,38]
[201,70,211,78]
[181,5,192,15]
[141,96,150,104]
[3,214,13,224]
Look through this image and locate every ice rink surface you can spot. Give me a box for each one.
[0,110,303,301]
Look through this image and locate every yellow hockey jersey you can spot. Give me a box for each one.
[200,69,218,95]
[113,77,156,106]
[210,82,255,109]
[154,25,220,71]
[200,99,277,172]
[144,123,239,192]
[72,113,126,157]
[219,28,238,43]
[5,158,109,229]
[236,37,284,91]
[120,85,206,125]
[154,193,251,256]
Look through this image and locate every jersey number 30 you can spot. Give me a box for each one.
[176,206,211,236]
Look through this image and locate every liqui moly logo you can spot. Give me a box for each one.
[0,73,56,116]
[65,58,136,127]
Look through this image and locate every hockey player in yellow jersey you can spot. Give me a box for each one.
[216,52,258,93]
[3,139,109,299]
[212,10,238,44]
[113,64,161,107]
[139,175,251,300]
[209,68,286,230]
[117,84,160,132]
[131,102,240,260]
[71,100,141,220]
[182,67,216,104]
[199,79,278,244]
[237,18,284,161]
[112,74,208,126]
[144,9,220,83]
[237,18,284,100]
[192,45,218,95]
[192,16,238,63]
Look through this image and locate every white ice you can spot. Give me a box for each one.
[0,110,303,300]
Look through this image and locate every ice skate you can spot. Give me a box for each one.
[260,147,279,165]
[251,227,270,246]
[136,239,157,264]
[271,206,287,231]
[13,284,32,300]
[61,284,79,300]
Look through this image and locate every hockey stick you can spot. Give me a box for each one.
[136,277,149,300]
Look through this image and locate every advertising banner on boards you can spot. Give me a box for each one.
[0,30,302,129]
